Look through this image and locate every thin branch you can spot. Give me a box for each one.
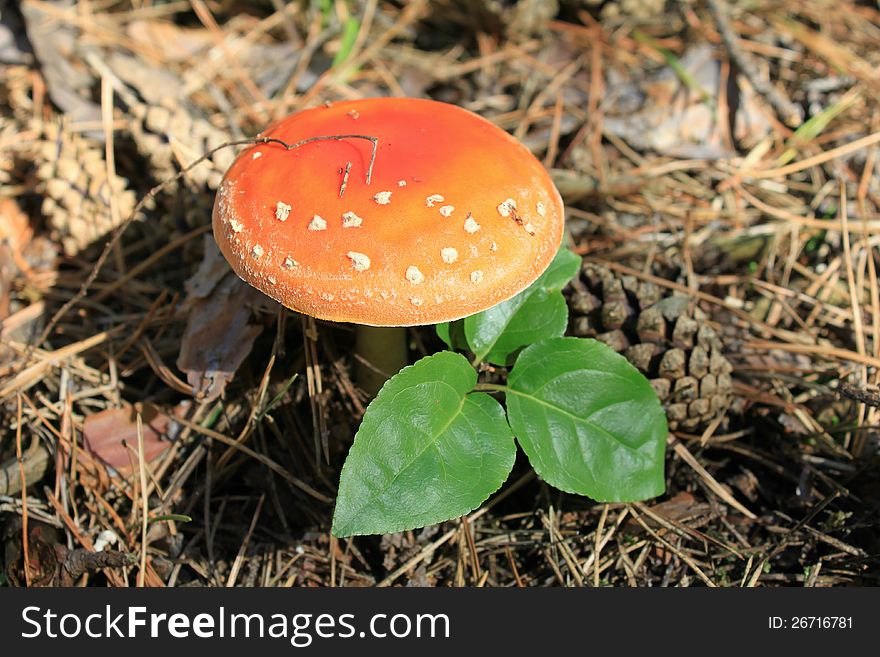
[706,0,802,128]
[339,161,352,198]
[59,548,136,585]
[838,381,880,408]
[260,134,378,184]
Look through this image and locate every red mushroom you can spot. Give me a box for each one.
[213,98,564,393]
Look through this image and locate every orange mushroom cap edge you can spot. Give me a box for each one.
[212,97,565,327]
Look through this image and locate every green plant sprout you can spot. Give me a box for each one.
[331,245,668,537]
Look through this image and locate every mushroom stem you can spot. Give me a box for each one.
[355,326,408,396]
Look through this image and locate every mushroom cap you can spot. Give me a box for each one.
[212,97,564,326]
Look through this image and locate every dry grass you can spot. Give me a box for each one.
[1,0,878,587]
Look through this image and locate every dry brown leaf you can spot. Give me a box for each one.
[20,1,102,135]
[0,196,34,276]
[126,20,214,63]
[0,198,54,362]
[82,402,186,474]
[183,234,235,300]
[0,242,15,329]
[603,44,772,159]
[0,5,33,65]
[623,491,712,536]
[176,238,265,402]
[0,197,31,322]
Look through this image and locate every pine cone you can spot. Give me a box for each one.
[106,54,234,191]
[0,118,20,188]
[429,0,559,36]
[158,185,216,233]
[128,99,233,191]
[569,263,733,432]
[0,66,34,190]
[0,65,34,122]
[34,121,138,255]
[599,0,667,22]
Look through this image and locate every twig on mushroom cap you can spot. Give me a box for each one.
[258,134,379,185]
[339,161,352,198]
[30,133,379,358]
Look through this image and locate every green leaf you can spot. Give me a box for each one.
[257,372,298,421]
[332,351,516,537]
[436,321,452,348]
[319,0,333,27]
[148,514,193,524]
[332,16,360,68]
[435,319,467,351]
[506,337,667,502]
[464,246,580,365]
